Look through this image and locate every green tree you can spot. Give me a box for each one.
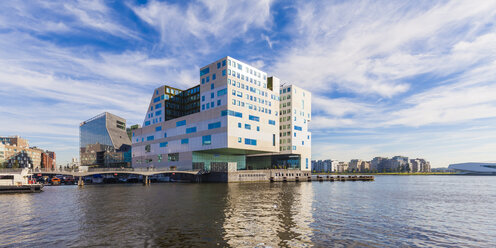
[13,160,19,169]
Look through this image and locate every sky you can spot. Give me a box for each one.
[1,0,495,167]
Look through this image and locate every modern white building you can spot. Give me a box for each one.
[132,56,311,172]
[448,162,496,175]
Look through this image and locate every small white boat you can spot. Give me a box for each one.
[0,168,43,193]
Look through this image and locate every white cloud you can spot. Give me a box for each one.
[270,1,496,98]
[129,0,273,53]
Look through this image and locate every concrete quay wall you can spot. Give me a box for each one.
[204,169,312,182]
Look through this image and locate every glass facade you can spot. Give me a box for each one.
[80,115,113,148]
[79,113,132,168]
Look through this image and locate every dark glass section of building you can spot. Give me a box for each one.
[163,85,200,121]
[246,154,301,170]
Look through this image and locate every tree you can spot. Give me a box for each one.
[13,160,19,169]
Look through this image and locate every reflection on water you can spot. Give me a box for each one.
[223,183,314,247]
[0,176,495,247]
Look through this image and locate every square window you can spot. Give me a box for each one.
[202,135,212,145]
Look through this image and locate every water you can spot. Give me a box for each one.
[1,176,495,247]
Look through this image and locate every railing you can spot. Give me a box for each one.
[0,168,26,173]
[0,167,201,175]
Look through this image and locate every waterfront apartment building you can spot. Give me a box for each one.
[79,112,132,168]
[311,160,333,173]
[0,136,55,169]
[132,56,312,172]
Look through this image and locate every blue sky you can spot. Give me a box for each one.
[1,0,496,167]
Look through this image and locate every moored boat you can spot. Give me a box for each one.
[0,169,44,193]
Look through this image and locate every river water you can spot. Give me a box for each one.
[0,176,495,247]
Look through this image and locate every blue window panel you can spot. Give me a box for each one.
[147,136,154,141]
[155,103,162,109]
[257,126,260,131]
[151,106,154,111]
[211,83,214,89]
[306,158,309,169]
[160,142,168,147]
[136,138,139,142]
[222,69,226,76]
[217,88,227,96]
[200,67,210,76]
[212,74,216,80]
[293,146,296,150]
[155,110,162,116]
[217,62,221,69]
[294,126,302,131]
[202,95,205,101]
[181,138,189,144]
[176,120,186,127]
[206,104,210,109]
[238,64,242,70]
[302,141,304,145]
[268,120,275,125]
[217,100,221,106]
[202,104,205,110]
[211,92,214,98]
[244,138,257,146]
[220,110,242,118]
[164,133,167,138]
[208,122,221,129]
[186,127,197,133]
[294,133,296,137]
[155,126,162,131]
[202,78,205,84]
[144,121,150,126]
[153,96,160,103]
[238,137,242,143]
[245,124,251,130]
[222,60,226,66]
[202,135,211,145]
[210,102,214,108]
[156,90,159,95]
[249,115,260,122]
[206,76,210,82]
[238,122,241,128]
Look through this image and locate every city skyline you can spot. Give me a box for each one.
[1,1,496,167]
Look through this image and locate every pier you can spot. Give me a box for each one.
[270,175,374,182]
